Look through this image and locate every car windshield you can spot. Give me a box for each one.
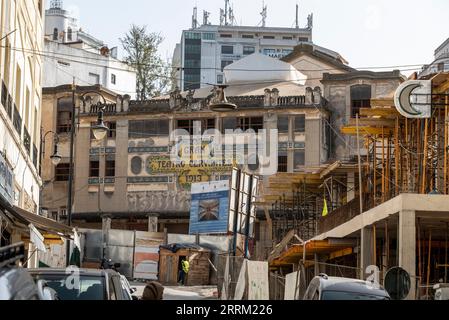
[32,274,105,300]
[321,290,389,300]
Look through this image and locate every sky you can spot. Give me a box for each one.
[60,0,449,74]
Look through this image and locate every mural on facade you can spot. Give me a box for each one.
[146,156,233,187]
[127,191,191,212]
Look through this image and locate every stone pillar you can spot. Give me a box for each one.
[102,215,111,258]
[148,216,158,232]
[122,95,130,112]
[347,172,355,202]
[398,210,416,300]
[360,227,374,280]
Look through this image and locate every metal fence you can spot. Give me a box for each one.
[216,254,245,300]
[269,273,285,300]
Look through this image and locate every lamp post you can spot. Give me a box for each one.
[64,84,109,266]
[41,131,62,167]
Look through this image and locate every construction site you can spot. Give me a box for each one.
[255,72,449,300]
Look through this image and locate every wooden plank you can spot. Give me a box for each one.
[348,118,396,127]
[370,98,395,107]
[421,119,429,194]
[359,108,400,117]
[341,126,394,136]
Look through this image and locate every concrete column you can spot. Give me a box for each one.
[148,216,158,232]
[102,215,111,258]
[347,172,355,202]
[398,210,416,300]
[360,227,374,280]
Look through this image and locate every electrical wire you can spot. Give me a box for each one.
[2,43,428,72]
[1,44,424,93]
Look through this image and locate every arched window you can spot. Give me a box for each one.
[53,28,58,40]
[350,85,371,118]
[67,27,72,41]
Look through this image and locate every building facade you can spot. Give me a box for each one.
[173,24,313,91]
[43,0,137,97]
[0,0,45,245]
[419,37,449,78]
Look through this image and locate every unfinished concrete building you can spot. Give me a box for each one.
[267,72,449,300]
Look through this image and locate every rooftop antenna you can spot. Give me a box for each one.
[224,0,230,25]
[229,5,235,26]
[260,2,267,27]
[192,7,198,29]
[220,9,225,26]
[203,10,210,25]
[295,3,299,29]
[307,13,313,30]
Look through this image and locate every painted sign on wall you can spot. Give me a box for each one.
[146,156,233,187]
[0,152,14,205]
[189,181,230,234]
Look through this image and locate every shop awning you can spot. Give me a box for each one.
[0,196,73,239]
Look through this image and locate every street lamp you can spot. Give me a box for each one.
[91,108,109,140]
[41,131,61,166]
[209,85,237,112]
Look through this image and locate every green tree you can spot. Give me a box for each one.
[120,25,171,100]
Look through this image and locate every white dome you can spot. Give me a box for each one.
[224,53,307,85]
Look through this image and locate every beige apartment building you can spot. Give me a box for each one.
[0,0,46,246]
[40,44,404,261]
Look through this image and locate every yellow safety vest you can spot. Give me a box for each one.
[182,260,190,273]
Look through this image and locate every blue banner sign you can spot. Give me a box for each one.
[189,181,229,235]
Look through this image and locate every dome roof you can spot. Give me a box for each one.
[224,53,307,85]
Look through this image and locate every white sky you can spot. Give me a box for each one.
[62,0,449,74]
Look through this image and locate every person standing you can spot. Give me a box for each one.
[178,258,190,286]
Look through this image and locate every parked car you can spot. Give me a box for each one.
[28,268,131,300]
[0,242,57,300]
[303,274,391,300]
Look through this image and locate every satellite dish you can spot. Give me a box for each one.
[384,267,411,300]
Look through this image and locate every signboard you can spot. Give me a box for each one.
[189,181,230,234]
[247,261,269,300]
[284,271,301,300]
[146,156,233,187]
[394,80,432,118]
[0,152,14,205]
[133,231,165,280]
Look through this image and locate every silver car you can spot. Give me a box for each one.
[303,274,391,300]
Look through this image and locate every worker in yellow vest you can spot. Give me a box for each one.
[178,258,190,286]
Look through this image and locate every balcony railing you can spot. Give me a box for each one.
[23,128,31,155]
[277,96,306,106]
[13,105,22,136]
[1,81,7,108]
[317,193,373,235]
[33,144,38,168]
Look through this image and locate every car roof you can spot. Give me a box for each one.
[27,268,118,277]
[315,276,390,297]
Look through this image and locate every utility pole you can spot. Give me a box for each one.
[356,114,363,214]
[295,4,299,29]
[66,77,76,266]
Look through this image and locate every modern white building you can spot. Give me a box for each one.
[172,13,314,91]
[420,37,449,78]
[43,0,137,97]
